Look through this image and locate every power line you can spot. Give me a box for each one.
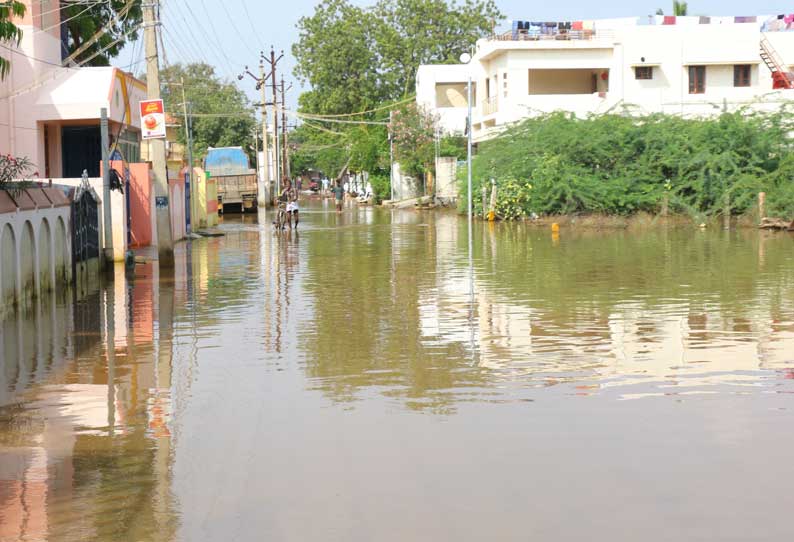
[239,0,266,52]
[218,0,258,57]
[295,96,416,118]
[165,0,214,64]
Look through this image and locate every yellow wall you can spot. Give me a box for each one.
[528,69,597,95]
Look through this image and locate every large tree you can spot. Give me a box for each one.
[293,0,502,115]
[62,0,142,66]
[158,63,256,162]
[0,1,25,78]
[291,0,501,179]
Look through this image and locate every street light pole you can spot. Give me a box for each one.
[466,72,473,297]
[460,50,474,300]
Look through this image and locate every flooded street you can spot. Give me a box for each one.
[2,199,794,541]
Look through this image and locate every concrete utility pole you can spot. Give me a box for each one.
[259,60,272,205]
[180,77,194,210]
[100,108,113,263]
[266,48,284,194]
[280,76,293,181]
[143,0,174,265]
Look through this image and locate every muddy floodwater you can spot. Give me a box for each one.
[2,199,794,541]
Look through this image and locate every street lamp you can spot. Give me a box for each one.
[460,51,474,301]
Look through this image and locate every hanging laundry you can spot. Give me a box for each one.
[583,21,594,30]
[699,16,711,24]
[734,16,757,23]
[663,16,676,25]
[572,21,583,31]
[785,14,794,25]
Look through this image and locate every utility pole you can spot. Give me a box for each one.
[280,76,293,181]
[389,110,395,202]
[259,60,272,206]
[143,0,174,265]
[238,60,274,206]
[266,47,284,195]
[100,108,113,264]
[180,77,194,209]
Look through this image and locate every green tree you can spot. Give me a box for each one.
[0,1,25,78]
[159,63,256,163]
[656,1,688,16]
[62,0,142,66]
[291,0,501,184]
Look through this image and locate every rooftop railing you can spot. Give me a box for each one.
[490,28,615,42]
[481,96,498,116]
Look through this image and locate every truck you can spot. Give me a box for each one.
[204,147,257,213]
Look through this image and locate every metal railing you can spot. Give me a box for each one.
[491,29,615,42]
[481,96,498,116]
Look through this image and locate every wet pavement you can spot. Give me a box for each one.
[2,198,794,541]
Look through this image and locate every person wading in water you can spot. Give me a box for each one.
[332,180,344,213]
[281,178,299,229]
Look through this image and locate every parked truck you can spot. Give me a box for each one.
[204,147,257,213]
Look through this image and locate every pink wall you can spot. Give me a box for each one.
[169,177,186,241]
[124,162,153,248]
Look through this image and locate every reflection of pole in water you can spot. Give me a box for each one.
[104,286,116,437]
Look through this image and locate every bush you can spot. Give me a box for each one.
[369,173,391,203]
[459,109,794,220]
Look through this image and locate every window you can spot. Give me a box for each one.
[688,66,706,94]
[734,64,751,87]
[503,72,508,98]
[635,66,653,80]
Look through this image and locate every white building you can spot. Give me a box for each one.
[1,1,146,177]
[417,15,794,142]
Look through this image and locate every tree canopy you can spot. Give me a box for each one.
[62,0,142,66]
[159,63,256,163]
[290,0,501,183]
[0,1,25,78]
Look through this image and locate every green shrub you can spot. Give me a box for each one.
[459,109,794,220]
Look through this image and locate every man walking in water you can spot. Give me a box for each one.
[332,180,344,213]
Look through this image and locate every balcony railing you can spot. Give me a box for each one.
[490,29,615,42]
[481,96,498,116]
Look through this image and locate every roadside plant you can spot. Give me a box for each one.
[0,155,36,188]
[390,102,437,178]
[461,109,794,220]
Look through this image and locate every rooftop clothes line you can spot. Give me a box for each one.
[762,15,794,32]
[507,15,770,38]
[510,20,594,40]
[637,15,758,26]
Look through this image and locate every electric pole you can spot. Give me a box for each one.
[238,61,274,207]
[259,60,272,205]
[179,77,194,233]
[280,76,289,182]
[143,0,174,265]
[266,48,283,195]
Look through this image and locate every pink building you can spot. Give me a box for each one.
[1,2,146,177]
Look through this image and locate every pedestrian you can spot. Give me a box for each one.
[281,178,299,228]
[332,180,344,213]
[322,177,330,195]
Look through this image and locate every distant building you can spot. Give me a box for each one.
[417,15,794,142]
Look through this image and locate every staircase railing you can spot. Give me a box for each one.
[760,35,794,89]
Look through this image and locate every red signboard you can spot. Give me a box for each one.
[139,99,166,140]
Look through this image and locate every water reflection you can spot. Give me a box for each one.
[1,204,794,541]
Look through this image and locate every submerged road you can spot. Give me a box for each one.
[2,198,794,541]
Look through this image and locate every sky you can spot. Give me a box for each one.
[117,0,794,112]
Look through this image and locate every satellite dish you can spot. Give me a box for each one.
[460,52,472,64]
